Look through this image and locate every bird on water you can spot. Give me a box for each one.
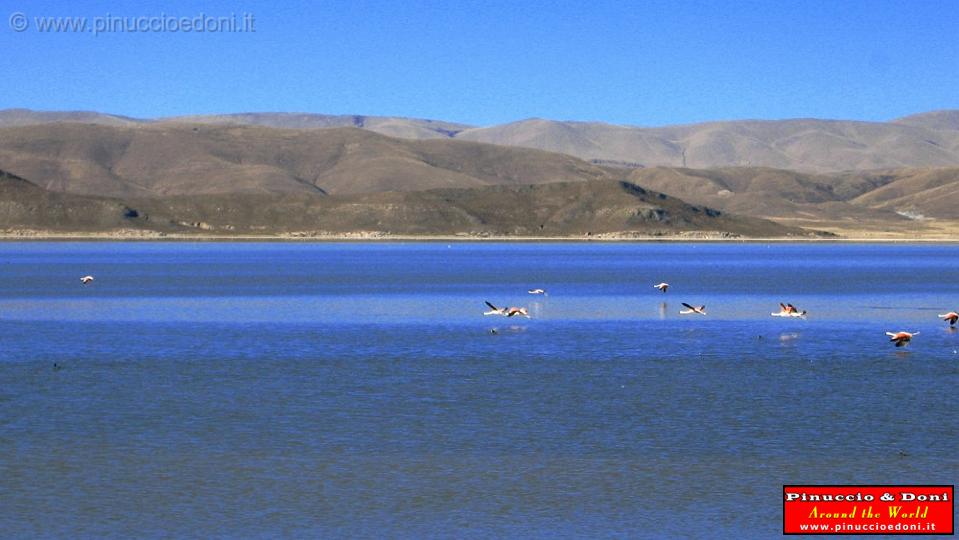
[886,331,918,347]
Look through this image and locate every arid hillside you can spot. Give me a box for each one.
[0,168,806,238]
[1,116,957,238]
[0,123,614,197]
[5,108,959,173]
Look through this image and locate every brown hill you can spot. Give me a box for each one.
[0,168,807,238]
[0,123,615,197]
[453,119,682,167]
[615,166,959,233]
[457,117,959,172]
[0,169,146,230]
[893,110,959,131]
[620,167,905,222]
[849,168,959,219]
[0,108,140,127]
[6,108,959,172]
[159,113,470,139]
[0,109,469,139]
[126,179,810,237]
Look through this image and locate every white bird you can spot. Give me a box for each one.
[939,311,958,326]
[80,275,94,284]
[886,331,918,347]
[679,303,706,316]
[772,303,807,318]
[484,301,530,318]
[528,288,547,295]
[654,282,669,293]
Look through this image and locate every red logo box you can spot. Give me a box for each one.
[783,485,954,535]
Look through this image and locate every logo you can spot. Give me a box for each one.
[783,485,953,535]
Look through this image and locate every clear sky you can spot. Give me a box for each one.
[2,0,957,126]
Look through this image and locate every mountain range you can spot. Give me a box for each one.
[1,108,958,238]
[3,108,959,172]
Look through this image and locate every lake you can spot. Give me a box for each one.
[1,242,956,538]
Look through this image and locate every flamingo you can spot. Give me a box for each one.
[939,311,958,326]
[484,301,530,318]
[654,283,669,293]
[886,331,918,347]
[484,301,506,316]
[679,303,706,316]
[528,288,547,295]
[80,275,94,284]
[772,303,807,318]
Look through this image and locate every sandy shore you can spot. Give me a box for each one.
[1,228,957,242]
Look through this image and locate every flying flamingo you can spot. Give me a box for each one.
[80,275,94,284]
[772,303,807,318]
[528,288,547,295]
[886,331,918,347]
[484,301,530,318]
[654,283,669,293]
[939,311,958,326]
[679,303,706,316]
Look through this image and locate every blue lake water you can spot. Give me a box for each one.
[0,242,957,538]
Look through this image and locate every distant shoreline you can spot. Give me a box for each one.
[1,229,956,243]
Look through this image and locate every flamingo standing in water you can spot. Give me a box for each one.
[654,283,669,293]
[484,301,530,318]
[886,331,918,347]
[80,275,94,284]
[679,303,706,316]
[939,311,958,326]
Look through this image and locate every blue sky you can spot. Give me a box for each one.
[2,0,957,126]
